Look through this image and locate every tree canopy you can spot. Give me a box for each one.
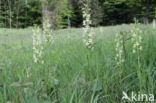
[0,0,155,28]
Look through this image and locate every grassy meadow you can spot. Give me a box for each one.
[0,24,156,103]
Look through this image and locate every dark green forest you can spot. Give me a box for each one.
[0,0,156,29]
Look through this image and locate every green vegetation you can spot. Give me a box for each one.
[0,0,155,102]
[0,0,156,28]
[0,24,155,103]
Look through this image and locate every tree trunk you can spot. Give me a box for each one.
[153,19,156,29]
[41,0,52,26]
[5,0,7,27]
[0,0,1,27]
[16,0,20,28]
[67,16,71,28]
[25,0,28,28]
[7,0,12,28]
[145,0,149,24]
[0,0,1,16]
[42,1,46,23]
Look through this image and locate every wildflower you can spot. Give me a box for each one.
[139,46,143,50]
[153,19,156,29]
[82,3,94,50]
[132,33,137,38]
[131,19,144,93]
[115,33,125,65]
[26,67,31,78]
[100,27,103,33]
[43,15,53,43]
[32,26,44,64]
[133,49,136,54]
[131,22,143,54]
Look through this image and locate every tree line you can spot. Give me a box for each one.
[0,0,155,29]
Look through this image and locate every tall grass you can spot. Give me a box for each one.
[0,24,155,103]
